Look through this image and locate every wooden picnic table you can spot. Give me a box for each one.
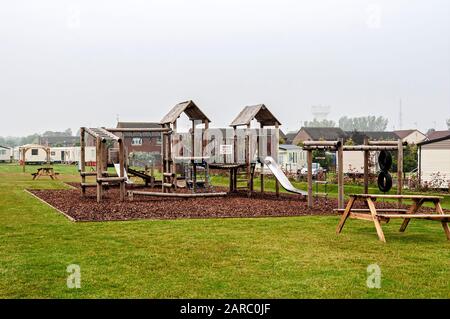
[336,194,450,242]
[31,167,59,180]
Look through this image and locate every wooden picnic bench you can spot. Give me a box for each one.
[336,194,450,243]
[31,167,59,180]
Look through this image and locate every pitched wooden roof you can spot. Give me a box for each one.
[160,100,210,124]
[230,104,281,127]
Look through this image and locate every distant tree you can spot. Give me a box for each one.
[304,119,336,128]
[0,134,40,147]
[392,144,417,173]
[42,129,73,137]
[446,118,450,130]
[344,137,354,145]
[426,128,435,135]
[338,116,388,131]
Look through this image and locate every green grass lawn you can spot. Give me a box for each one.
[0,163,449,298]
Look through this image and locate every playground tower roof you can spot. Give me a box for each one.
[230,104,281,127]
[160,100,210,125]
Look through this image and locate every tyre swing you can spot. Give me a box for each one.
[377,150,393,193]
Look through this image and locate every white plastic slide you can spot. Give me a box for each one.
[264,156,307,196]
[113,163,132,184]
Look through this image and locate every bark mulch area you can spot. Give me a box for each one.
[28,183,444,222]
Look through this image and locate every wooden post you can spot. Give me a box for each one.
[260,123,264,194]
[397,139,404,205]
[96,137,102,203]
[363,137,369,194]
[119,139,125,201]
[80,128,86,195]
[22,148,26,172]
[275,123,280,197]
[160,131,164,189]
[337,138,344,209]
[204,120,209,188]
[245,124,251,196]
[173,120,177,190]
[233,126,238,164]
[150,162,155,188]
[307,150,313,208]
[191,120,196,193]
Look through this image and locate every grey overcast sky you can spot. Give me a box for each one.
[0,0,449,136]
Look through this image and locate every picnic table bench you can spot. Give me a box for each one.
[336,194,450,242]
[31,167,59,180]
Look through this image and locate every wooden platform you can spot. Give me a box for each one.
[336,194,449,243]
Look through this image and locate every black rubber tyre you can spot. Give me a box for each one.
[378,150,392,171]
[377,171,393,192]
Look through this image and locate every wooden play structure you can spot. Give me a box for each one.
[302,139,406,209]
[79,127,127,202]
[160,100,211,193]
[78,101,285,202]
[336,194,450,242]
[208,104,281,196]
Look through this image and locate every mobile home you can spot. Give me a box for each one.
[278,144,307,173]
[18,145,96,165]
[418,134,450,189]
[0,145,11,162]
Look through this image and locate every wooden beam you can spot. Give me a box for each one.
[303,140,341,147]
[80,127,86,195]
[336,196,355,234]
[343,145,402,151]
[363,137,369,194]
[96,137,102,203]
[275,123,280,197]
[337,138,344,209]
[129,191,227,198]
[367,198,386,243]
[119,140,125,201]
[105,127,172,133]
[397,138,403,206]
[307,150,313,208]
[368,140,407,146]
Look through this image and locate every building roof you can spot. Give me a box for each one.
[301,127,347,141]
[160,100,210,124]
[394,130,416,139]
[426,130,450,141]
[418,134,450,146]
[0,145,10,149]
[350,131,398,140]
[38,136,79,146]
[284,131,299,144]
[230,104,281,127]
[116,122,161,129]
[279,144,302,151]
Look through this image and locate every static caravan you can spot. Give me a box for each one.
[50,147,79,164]
[418,135,450,189]
[342,151,378,175]
[50,146,96,164]
[20,146,49,164]
[278,144,307,173]
[0,145,11,162]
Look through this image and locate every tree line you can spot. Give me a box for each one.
[0,128,77,147]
